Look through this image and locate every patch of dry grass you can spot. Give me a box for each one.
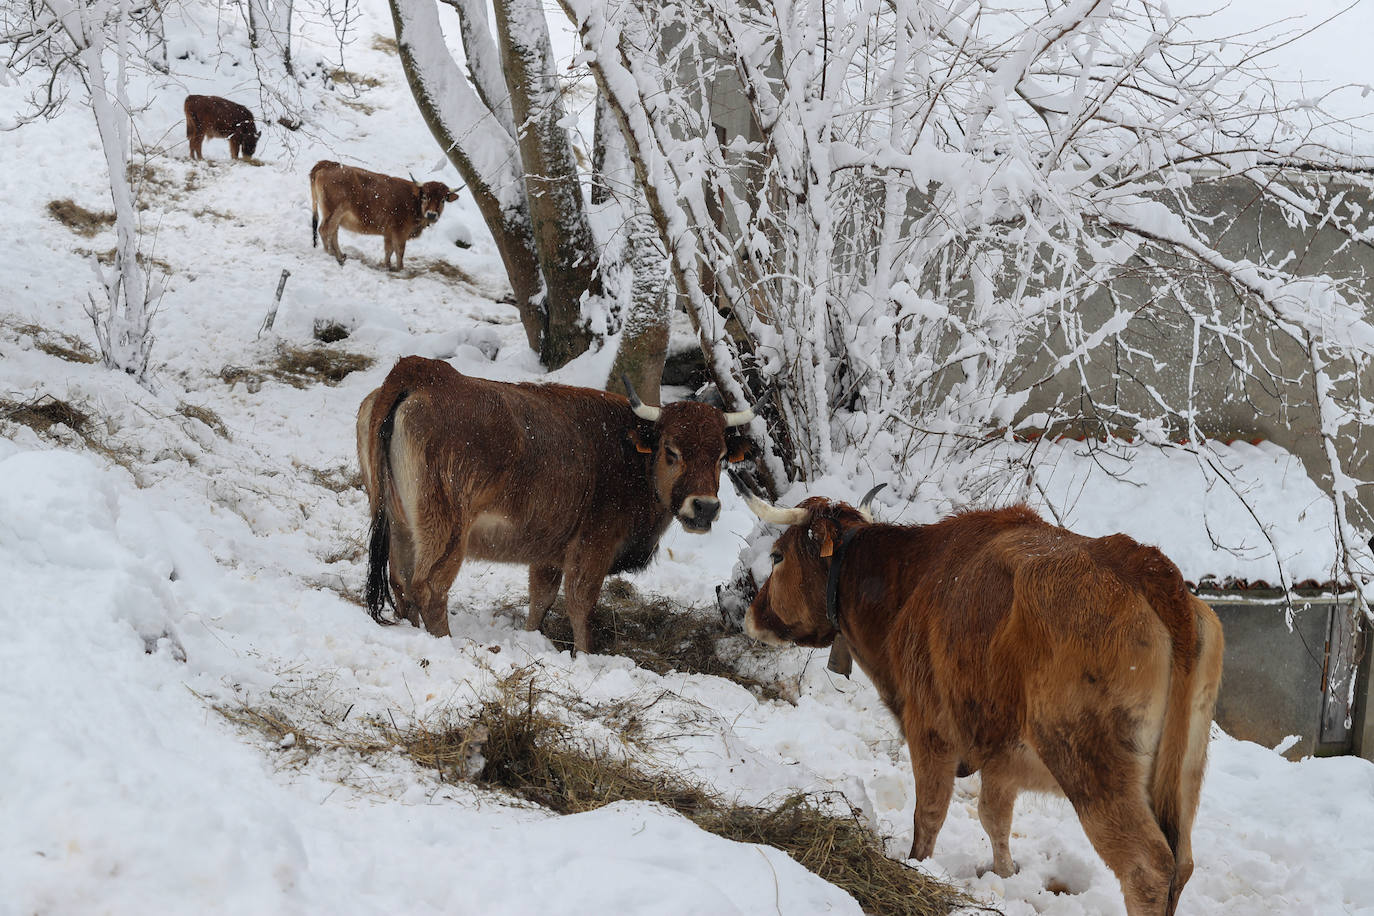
[371,35,399,54]
[215,670,975,915]
[499,579,787,701]
[177,402,230,439]
[13,323,98,364]
[0,393,144,471]
[330,68,383,89]
[75,246,174,276]
[424,259,478,285]
[47,198,116,237]
[221,344,375,391]
[0,394,91,435]
[299,461,363,493]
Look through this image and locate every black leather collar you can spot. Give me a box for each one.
[825,527,862,631]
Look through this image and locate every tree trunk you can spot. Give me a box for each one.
[605,213,669,404]
[599,95,669,403]
[492,0,599,368]
[390,0,545,352]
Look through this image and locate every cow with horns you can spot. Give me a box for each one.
[310,160,460,270]
[357,357,755,654]
[737,484,1223,916]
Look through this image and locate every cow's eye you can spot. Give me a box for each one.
[770,551,783,567]
[664,447,681,466]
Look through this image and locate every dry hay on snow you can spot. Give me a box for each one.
[46,199,116,237]
[221,344,375,391]
[216,669,977,916]
[8,322,98,364]
[329,68,383,90]
[496,578,788,702]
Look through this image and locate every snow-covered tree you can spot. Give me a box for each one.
[245,0,304,130]
[564,0,1374,622]
[390,0,616,369]
[6,0,161,383]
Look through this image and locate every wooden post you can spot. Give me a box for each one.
[259,268,290,337]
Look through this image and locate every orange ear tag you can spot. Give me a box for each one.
[819,531,834,558]
[629,429,653,454]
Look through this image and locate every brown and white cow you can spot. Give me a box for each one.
[184,95,259,161]
[740,491,1223,916]
[310,161,459,270]
[358,356,754,654]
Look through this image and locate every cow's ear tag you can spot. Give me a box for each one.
[726,440,750,463]
[818,530,835,558]
[628,428,653,454]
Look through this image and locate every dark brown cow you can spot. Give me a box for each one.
[741,492,1223,916]
[310,161,459,270]
[184,95,259,160]
[358,356,754,653]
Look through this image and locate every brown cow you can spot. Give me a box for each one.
[740,491,1223,916]
[310,161,459,270]
[184,95,259,161]
[357,356,755,653]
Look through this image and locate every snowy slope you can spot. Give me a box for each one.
[2,1,1374,915]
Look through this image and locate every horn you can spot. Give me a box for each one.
[857,483,887,523]
[723,407,755,427]
[408,171,418,185]
[620,374,662,422]
[743,493,811,527]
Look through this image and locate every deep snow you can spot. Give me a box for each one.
[2,1,1373,914]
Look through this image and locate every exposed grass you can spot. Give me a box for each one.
[424,258,478,285]
[299,461,363,493]
[497,578,787,702]
[13,323,98,364]
[221,344,375,391]
[129,160,200,206]
[177,402,230,440]
[330,68,383,89]
[75,246,174,276]
[191,206,236,222]
[338,98,379,116]
[215,672,976,916]
[371,35,399,55]
[0,393,144,471]
[47,198,116,237]
[0,394,90,435]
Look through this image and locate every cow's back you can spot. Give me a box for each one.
[312,162,415,234]
[881,507,1183,762]
[384,359,653,563]
[185,94,251,134]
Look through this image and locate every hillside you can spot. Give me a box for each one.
[2,1,1373,914]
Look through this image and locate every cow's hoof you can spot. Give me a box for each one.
[977,859,1018,878]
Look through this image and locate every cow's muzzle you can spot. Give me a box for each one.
[677,496,720,533]
[424,210,440,223]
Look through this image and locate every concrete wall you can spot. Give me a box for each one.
[1209,593,1368,760]
[1013,173,1374,519]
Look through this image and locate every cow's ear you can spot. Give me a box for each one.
[445,189,460,202]
[725,434,751,463]
[628,426,655,454]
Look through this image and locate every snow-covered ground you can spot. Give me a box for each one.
[2,2,1373,914]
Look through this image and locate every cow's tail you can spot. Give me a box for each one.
[310,160,337,248]
[364,390,410,625]
[310,172,320,248]
[1144,567,1224,914]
